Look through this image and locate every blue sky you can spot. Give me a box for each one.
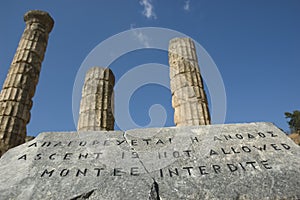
[0,0,299,136]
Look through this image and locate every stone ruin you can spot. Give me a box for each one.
[77,67,115,132]
[0,10,211,156]
[0,10,299,200]
[0,10,54,157]
[169,37,210,126]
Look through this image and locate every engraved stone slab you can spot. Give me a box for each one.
[0,122,299,199]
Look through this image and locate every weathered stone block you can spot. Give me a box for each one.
[84,67,115,84]
[8,63,40,76]
[3,73,36,89]
[0,123,299,199]
[170,72,203,91]
[0,116,27,135]
[79,94,113,112]
[0,101,31,122]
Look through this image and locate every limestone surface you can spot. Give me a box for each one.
[0,122,299,199]
[77,67,115,131]
[169,37,210,126]
[0,10,54,157]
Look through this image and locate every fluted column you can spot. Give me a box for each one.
[169,37,210,126]
[78,67,115,131]
[0,10,54,156]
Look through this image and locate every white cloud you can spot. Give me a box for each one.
[131,25,150,47]
[183,0,190,11]
[139,0,157,19]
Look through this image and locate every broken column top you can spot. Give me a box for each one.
[85,67,115,85]
[169,37,196,49]
[24,10,54,33]
[168,37,198,63]
[78,66,115,131]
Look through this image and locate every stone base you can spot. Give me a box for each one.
[0,122,299,199]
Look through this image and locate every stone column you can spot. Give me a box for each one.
[77,67,115,131]
[169,37,210,126]
[0,10,54,156]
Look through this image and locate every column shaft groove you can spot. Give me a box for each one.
[169,37,211,126]
[0,10,54,156]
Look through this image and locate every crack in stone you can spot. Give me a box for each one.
[122,131,160,200]
[149,181,160,200]
[122,131,150,175]
[70,189,94,200]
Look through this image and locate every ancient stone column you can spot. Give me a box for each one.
[169,37,210,126]
[0,10,54,156]
[77,67,115,131]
